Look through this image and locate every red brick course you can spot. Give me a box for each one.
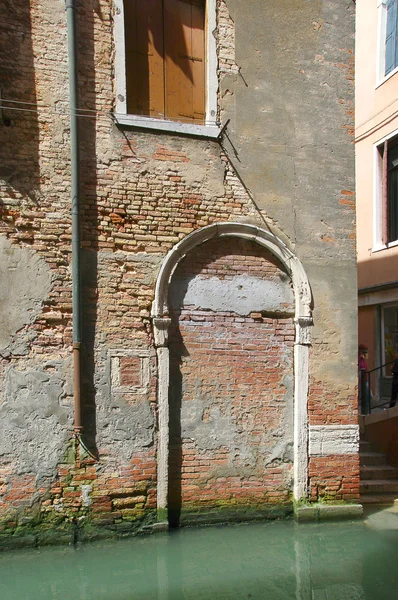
[309,454,360,502]
[119,356,142,388]
[308,376,358,426]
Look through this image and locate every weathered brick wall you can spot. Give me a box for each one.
[0,0,262,543]
[309,455,360,503]
[0,0,40,198]
[308,376,358,426]
[0,0,357,544]
[168,238,295,522]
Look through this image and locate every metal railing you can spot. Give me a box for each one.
[359,359,396,415]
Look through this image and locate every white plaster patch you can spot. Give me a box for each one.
[309,425,359,456]
[169,274,294,315]
[80,485,92,507]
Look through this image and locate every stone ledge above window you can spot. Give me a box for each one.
[113,113,220,139]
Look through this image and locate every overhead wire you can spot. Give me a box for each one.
[0,97,220,125]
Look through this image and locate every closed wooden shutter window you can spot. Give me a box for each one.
[124,0,205,123]
[386,0,398,76]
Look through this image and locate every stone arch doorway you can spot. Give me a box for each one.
[152,223,312,524]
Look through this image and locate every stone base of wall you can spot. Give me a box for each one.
[295,504,363,523]
[177,500,293,527]
[0,512,157,551]
[0,498,365,550]
[0,437,157,551]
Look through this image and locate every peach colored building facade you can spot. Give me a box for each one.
[357,0,398,399]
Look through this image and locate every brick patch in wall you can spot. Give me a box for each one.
[309,454,360,503]
[168,236,295,516]
[110,349,151,396]
[308,376,357,425]
[119,356,142,387]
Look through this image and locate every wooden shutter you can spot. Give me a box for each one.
[124,0,165,117]
[164,0,205,123]
[385,0,398,75]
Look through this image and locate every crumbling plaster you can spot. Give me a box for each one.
[0,358,72,482]
[0,236,52,355]
[179,368,294,477]
[80,250,160,465]
[106,131,236,201]
[169,273,294,316]
[308,263,358,389]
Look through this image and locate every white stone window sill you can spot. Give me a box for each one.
[372,239,398,253]
[113,113,220,139]
[376,65,398,89]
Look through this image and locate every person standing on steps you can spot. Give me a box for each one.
[358,344,369,412]
[389,349,398,408]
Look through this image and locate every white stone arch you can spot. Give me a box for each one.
[151,222,313,522]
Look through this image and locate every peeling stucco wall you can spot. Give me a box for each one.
[0,236,52,356]
[0,359,72,481]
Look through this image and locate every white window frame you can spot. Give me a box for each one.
[372,127,398,251]
[113,0,220,138]
[376,0,398,87]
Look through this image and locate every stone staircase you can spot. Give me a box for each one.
[360,440,398,505]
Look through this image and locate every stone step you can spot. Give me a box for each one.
[359,440,373,452]
[360,465,398,480]
[360,479,398,494]
[360,494,398,505]
[360,451,386,466]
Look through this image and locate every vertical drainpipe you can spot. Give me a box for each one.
[66,0,83,435]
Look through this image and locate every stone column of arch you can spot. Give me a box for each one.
[151,222,313,522]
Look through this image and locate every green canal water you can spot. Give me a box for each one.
[0,511,397,600]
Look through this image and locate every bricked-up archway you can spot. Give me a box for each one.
[152,223,312,523]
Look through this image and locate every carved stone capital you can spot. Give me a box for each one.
[153,317,171,348]
[294,316,313,346]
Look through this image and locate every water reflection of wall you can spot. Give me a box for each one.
[295,522,365,600]
[6,518,398,599]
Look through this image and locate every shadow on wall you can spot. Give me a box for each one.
[358,253,398,290]
[168,322,187,528]
[0,0,40,201]
[77,0,102,456]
